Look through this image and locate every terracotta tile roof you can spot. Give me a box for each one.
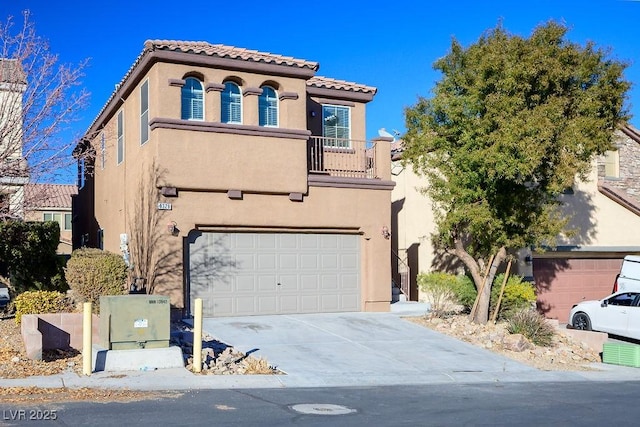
[145,40,319,71]
[307,76,376,95]
[24,184,77,209]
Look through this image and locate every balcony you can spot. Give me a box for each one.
[308,137,379,179]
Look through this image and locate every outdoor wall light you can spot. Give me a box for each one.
[167,221,177,235]
[381,226,391,240]
[524,255,533,265]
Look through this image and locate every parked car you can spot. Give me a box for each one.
[0,287,10,309]
[569,291,640,340]
[612,255,640,293]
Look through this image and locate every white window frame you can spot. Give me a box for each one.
[117,110,124,165]
[259,86,278,127]
[78,157,86,189]
[100,132,105,170]
[140,79,150,144]
[322,104,351,148]
[222,82,242,124]
[603,149,620,178]
[44,212,71,231]
[181,77,204,121]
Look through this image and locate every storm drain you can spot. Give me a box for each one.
[290,404,356,415]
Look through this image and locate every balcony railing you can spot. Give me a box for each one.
[308,137,377,179]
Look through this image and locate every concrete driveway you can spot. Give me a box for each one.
[201,306,551,387]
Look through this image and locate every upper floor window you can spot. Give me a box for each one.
[78,157,86,189]
[100,132,105,170]
[221,82,242,124]
[181,77,204,121]
[259,86,278,127]
[117,110,124,165]
[322,105,350,148]
[603,150,620,178]
[43,212,72,231]
[140,79,149,144]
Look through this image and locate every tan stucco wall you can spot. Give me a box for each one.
[558,160,640,247]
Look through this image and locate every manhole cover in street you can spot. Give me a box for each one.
[290,404,356,415]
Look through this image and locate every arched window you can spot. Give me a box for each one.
[181,77,204,120]
[221,82,242,124]
[259,86,278,127]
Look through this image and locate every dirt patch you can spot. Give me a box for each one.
[407,314,602,371]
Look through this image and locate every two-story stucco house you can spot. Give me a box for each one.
[73,41,394,318]
[391,124,640,322]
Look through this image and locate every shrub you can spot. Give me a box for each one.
[490,274,536,320]
[12,290,73,324]
[0,221,67,294]
[418,272,458,318]
[450,274,477,312]
[64,248,128,309]
[506,309,555,347]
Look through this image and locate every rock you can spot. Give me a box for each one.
[502,334,532,352]
[11,356,19,363]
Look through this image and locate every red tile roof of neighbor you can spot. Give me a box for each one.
[24,184,77,209]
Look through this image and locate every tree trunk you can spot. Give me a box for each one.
[471,247,507,324]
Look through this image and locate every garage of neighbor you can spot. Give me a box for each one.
[533,257,623,322]
[188,232,361,317]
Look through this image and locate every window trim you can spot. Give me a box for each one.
[140,79,150,144]
[603,149,620,179]
[321,104,351,148]
[117,110,124,165]
[221,81,242,124]
[259,85,278,127]
[181,77,204,121]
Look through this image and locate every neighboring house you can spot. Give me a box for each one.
[24,183,78,255]
[391,124,640,322]
[0,59,29,219]
[73,40,394,318]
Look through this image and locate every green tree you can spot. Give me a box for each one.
[402,21,630,323]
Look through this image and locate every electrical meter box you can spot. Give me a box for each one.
[99,295,170,350]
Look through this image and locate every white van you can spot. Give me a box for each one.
[613,255,640,292]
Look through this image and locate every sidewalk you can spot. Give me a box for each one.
[2,302,640,390]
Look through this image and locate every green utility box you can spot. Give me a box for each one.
[602,342,640,368]
[99,295,170,350]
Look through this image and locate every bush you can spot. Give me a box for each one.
[0,221,67,294]
[64,248,128,309]
[450,275,477,312]
[12,290,73,324]
[490,274,536,320]
[506,309,555,347]
[418,272,458,317]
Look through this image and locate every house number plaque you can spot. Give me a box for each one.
[157,202,172,210]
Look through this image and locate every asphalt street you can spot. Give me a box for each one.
[2,381,639,426]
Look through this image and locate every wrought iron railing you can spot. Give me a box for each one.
[308,137,377,179]
[392,250,410,299]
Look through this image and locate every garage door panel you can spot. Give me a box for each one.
[300,254,318,269]
[190,232,360,317]
[321,254,338,269]
[301,275,319,291]
[534,257,622,323]
[279,253,298,269]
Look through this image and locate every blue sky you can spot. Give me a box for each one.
[3,1,640,183]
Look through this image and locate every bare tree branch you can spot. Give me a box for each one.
[1,10,89,220]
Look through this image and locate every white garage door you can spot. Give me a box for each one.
[189,232,360,317]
